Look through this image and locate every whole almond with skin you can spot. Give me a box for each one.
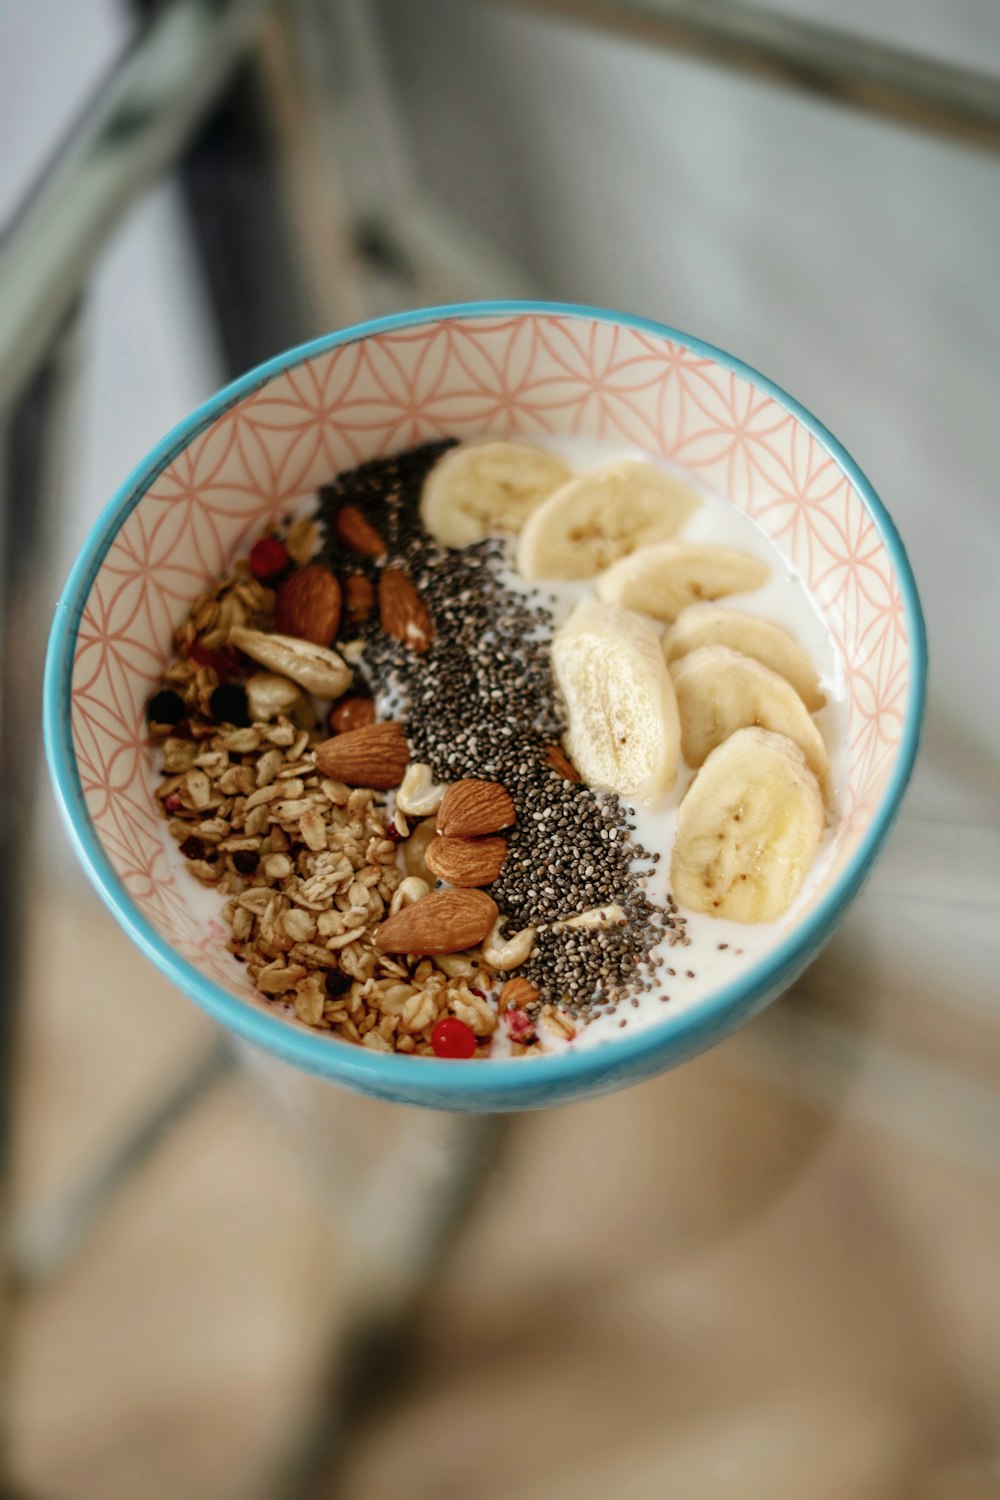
[437,779,516,837]
[274,565,341,645]
[315,721,408,788]
[498,977,539,1013]
[425,834,507,888]
[334,505,387,557]
[343,573,376,625]
[328,695,375,734]
[379,568,433,653]
[375,888,498,955]
[545,744,581,783]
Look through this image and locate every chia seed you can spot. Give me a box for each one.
[318,441,689,1023]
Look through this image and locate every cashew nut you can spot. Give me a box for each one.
[388,876,431,917]
[548,903,627,933]
[482,920,537,971]
[246,673,301,723]
[396,762,446,817]
[434,951,477,978]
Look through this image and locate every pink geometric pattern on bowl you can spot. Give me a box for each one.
[70,312,908,1004]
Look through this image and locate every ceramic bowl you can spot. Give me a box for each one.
[44,302,926,1110]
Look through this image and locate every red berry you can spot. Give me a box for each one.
[189,639,241,677]
[250,536,290,582]
[505,1009,535,1044]
[163,792,183,812]
[431,1017,477,1060]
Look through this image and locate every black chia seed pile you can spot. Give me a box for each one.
[317,440,688,1025]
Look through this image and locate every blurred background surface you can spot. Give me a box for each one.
[1,0,999,1496]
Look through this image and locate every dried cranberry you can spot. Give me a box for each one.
[504,1009,536,1044]
[325,971,351,998]
[249,536,290,583]
[232,849,259,875]
[180,835,206,860]
[163,792,183,813]
[146,689,186,726]
[190,639,241,677]
[209,683,250,726]
[431,1017,477,1060]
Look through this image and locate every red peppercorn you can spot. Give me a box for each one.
[249,536,290,583]
[431,1017,477,1060]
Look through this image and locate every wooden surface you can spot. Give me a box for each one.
[10,883,1000,1499]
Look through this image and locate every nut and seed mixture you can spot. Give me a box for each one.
[148,440,686,1060]
[319,443,687,1030]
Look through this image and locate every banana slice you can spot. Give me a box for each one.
[664,605,825,711]
[596,542,769,622]
[670,645,830,792]
[551,599,680,803]
[671,727,825,922]
[517,461,701,581]
[421,441,572,548]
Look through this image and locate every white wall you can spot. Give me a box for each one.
[374,0,1000,831]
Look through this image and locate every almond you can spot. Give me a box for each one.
[545,744,581,783]
[315,721,408,789]
[498,977,539,1013]
[328,695,375,734]
[425,834,507,888]
[274,565,341,645]
[379,568,433,653]
[343,573,376,625]
[334,505,387,556]
[436,779,515,838]
[229,627,351,698]
[375,888,498,955]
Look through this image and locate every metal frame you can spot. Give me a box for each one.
[502,0,1000,151]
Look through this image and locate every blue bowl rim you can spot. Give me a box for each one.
[44,299,927,1104]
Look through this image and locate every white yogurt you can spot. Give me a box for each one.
[157,438,846,1060]
[495,438,847,1053]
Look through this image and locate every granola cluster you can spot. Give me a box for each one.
[150,556,522,1057]
[147,441,686,1060]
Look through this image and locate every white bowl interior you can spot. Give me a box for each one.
[68,311,914,1031]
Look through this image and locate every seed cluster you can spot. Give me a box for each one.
[318,442,688,1023]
